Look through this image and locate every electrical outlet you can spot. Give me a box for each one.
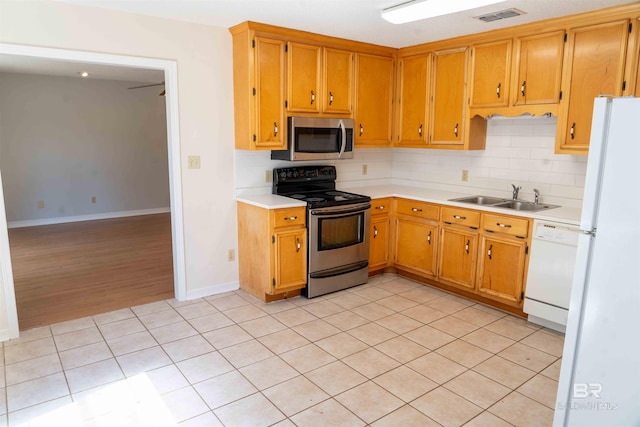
[362,164,368,176]
[265,170,272,183]
[37,200,44,209]
[461,169,469,182]
[91,196,97,204]
[187,155,201,169]
[228,249,235,262]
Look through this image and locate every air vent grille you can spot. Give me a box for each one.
[475,8,526,23]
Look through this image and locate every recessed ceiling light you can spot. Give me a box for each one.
[382,0,506,24]
[79,71,89,77]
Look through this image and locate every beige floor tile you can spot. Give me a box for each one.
[206,294,250,311]
[149,320,198,344]
[6,372,69,412]
[401,305,448,324]
[258,329,310,354]
[336,381,404,424]
[218,339,274,369]
[187,313,234,334]
[4,337,57,365]
[347,322,397,346]
[202,324,253,349]
[143,364,189,395]
[488,392,554,427]
[131,300,172,316]
[374,336,430,364]
[342,348,400,379]
[373,366,437,402]
[178,411,224,427]
[162,335,214,363]
[176,351,234,384]
[302,300,344,318]
[263,375,329,416]
[65,358,124,393]
[98,317,146,340]
[484,317,539,341]
[138,309,184,329]
[371,404,441,427]
[462,328,516,353]
[107,330,157,357]
[351,286,394,302]
[255,299,298,315]
[50,317,95,335]
[430,316,479,337]
[540,358,562,381]
[6,396,72,426]
[59,341,113,370]
[424,297,470,314]
[167,297,204,308]
[376,295,419,312]
[194,370,257,409]
[305,361,367,396]
[404,325,456,350]
[280,344,336,373]
[174,301,218,320]
[398,287,446,304]
[116,346,172,377]
[375,313,422,334]
[498,343,558,372]
[0,370,4,389]
[272,308,318,327]
[444,370,510,409]
[239,315,287,338]
[517,374,558,409]
[464,411,514,426]
[473,356,536,389]
[215,392,285,426]
[291,398,365,427]
[375,279,420,294]
[351,302,396,321]
[329,293,371,310]
[53,326,104,352]
[407,352,467,384]
[452,306,505,327]
[5,353,62,386]
[315,332,368,359]
[520,329,565,357]
[239,356,298,390]
[161,386,209,423]
[0,389,6,415]
[4,327,51,347]
[412,387,482,427]
[436,340,492,368]
[222,304,268,323]
[92,308,135,326]
[323,311,369,331]
[293,319,341,342]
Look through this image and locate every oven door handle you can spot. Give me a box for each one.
[338,119,346,158]
[310,203,371,216]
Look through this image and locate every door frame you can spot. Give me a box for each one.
[0,43,187,340]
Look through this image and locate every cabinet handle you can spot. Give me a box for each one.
[310,90,315,105]
[496,222,512,228]
[296,237,301,252]
[411,208,423,212]
[453,215,466,220]
[359,124,364,136]
[570,122,576,140]
[373,226,378,238]
[274,122,279,137]
[454,123,459,137]
[465,239,470,254]
[521,80,526,97]
[418,124,423,136]
[488,244,492,260]
[427,230,431,245]
[375,205,386,210]
[329,91,334,105]
[284,216,298,221]
[496,82,501,99]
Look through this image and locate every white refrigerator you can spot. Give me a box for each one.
[554,97,640,426]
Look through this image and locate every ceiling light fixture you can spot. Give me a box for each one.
[382,0,506,24]
[79,71,89,77]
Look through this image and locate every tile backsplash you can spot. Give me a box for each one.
[235,116,587,208]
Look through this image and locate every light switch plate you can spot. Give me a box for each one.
[188,155,201,169]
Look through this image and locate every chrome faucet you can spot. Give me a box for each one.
[511,184,522,200]
[533,188,540,204]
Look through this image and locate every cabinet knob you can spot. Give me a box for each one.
[496,82,501,99]
[310,90,315,105]
[329,91,334,106]
[418,124,423,136]
[274,122,279,137]
[521,80,526,97]
[373,226,378,238]
[296,237,301,252]
[570,122,576,140]
[359,124,364,136]
[454,123,459,138]
[488,244,493,260]
[427,230,432,245]
[465,239,470,254]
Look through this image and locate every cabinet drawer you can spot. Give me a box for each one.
[272,207,306,228]
[483,213,528,237]
[371,198,392,216]
[395,198,439,221]
[441,206,480,228]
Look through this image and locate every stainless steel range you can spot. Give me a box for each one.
[273,166,371,298]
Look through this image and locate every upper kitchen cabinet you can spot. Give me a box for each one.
[354,53,394,146]
[396,54,430,147]
[323,48,353,115]
[287,42,321,114]
[556,20,630,154]
[469,40,512,108]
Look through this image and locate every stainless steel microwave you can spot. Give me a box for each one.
[271,117,354,161]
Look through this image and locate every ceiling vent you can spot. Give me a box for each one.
[474,8,526,23]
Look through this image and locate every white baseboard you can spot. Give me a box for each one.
[7,208,171,229]
[0,327,19,343]
[185,280,240,300]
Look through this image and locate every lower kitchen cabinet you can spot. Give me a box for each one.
[438,226,478,290]
[237,202,307,301]
[369,198,391,272]
[476,234,527,305]
[395,218,438,277]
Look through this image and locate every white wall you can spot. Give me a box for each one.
[0,72,170,224]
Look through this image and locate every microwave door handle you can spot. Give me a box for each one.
[338,119,346,158]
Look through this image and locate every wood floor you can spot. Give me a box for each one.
[8,213,174,330]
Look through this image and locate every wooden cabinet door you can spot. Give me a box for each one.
[557,20,629,153]
[438,227,478,290]
[354,53,394,146]
[431,48,467,145]
[395,218,438,277]
[513,31,564,105]
[273,228,307,293]
[476,234,527,306]
[255,37,286,149]
[323,48,353,114]
[470,40,511,108]
[369,215,389,271]
[288,42,321,113]
[397,54,429,146]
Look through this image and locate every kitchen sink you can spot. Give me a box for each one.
[449,195,507,205]
[449,195,560,211]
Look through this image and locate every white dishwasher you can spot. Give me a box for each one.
[524,219,580,333]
